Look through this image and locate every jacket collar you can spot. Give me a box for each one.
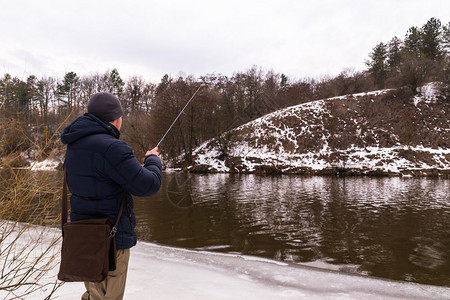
[61,113,120,145]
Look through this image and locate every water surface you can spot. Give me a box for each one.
[134,173,450,287]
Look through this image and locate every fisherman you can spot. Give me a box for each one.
[61,92,162,300]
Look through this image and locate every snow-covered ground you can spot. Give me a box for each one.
[1,223,450,300]
[29,159,61,171]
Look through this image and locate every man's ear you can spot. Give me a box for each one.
[109,116,122,131]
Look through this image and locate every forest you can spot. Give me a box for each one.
[0,18,448,166]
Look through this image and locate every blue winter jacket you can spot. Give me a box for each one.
[61,113,162,249]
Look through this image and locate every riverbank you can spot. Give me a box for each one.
[12,148,450,178]
[1,223,450,300]
[188,145,450,177]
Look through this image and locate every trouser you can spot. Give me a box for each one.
[82,249,130,300]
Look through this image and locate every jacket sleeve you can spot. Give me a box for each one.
[104,140,162,197]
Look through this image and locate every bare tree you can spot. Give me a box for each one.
[37,77,56,127]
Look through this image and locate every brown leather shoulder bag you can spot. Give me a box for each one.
[58,171,125,282]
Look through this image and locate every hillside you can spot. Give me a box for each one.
[186,83,450,177]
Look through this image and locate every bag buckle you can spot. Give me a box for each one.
[109,226,118,238]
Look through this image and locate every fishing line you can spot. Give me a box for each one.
[156,83,205,148]
[156,83,204,209]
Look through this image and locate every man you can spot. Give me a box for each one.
[61,92,162,299]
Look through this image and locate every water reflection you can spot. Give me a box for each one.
[134,173,450,287]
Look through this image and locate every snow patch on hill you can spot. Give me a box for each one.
[414,82,441,106]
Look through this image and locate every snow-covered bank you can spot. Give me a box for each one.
[188,84,449,176]
[2,224,450,300]
[192,144,450,176]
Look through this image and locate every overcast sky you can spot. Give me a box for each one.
[1,0,449,83]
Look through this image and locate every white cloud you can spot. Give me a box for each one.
[0,0,449,82]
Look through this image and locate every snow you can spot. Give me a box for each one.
[29,158,61,171]
[193,148,230,173]
[2,223,450,300]
[327,88,392,101]
[194,142,450,174]
[414,82,441,106]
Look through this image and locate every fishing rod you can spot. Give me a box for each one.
[156,83,205,148]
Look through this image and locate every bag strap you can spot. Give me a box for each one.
[61,170,126,238]
[61,170,68,230]
[110,192,125,238]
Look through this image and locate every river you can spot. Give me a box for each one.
[4,170,448,287]
[133,172,450,287]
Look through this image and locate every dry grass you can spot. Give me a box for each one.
[0,113,67,299]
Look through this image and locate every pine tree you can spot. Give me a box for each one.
[387,36,403,73]
[109,68,124,96]
[366,42,388,88]
[420,17,442,60]
[57,72,79,111]
[404,26,422,56]
[442,21,450,55]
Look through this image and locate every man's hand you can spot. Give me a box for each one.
[145,147,160,158]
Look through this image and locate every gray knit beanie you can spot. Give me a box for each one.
[87,92,123,122]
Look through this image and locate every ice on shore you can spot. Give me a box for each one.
[1,223,450,300]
